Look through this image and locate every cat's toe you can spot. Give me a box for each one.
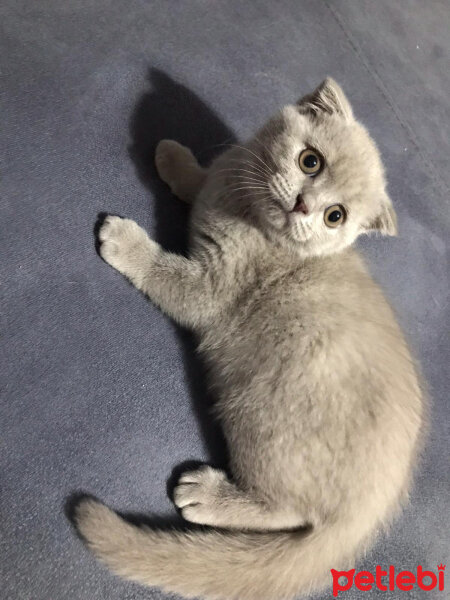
[98,215,127,247]
[97,217,123,264]
[173,482,220,526]
[173,483,203,509]
[178,465,226,487]
[173,466,227,513]
[97,216,151,273]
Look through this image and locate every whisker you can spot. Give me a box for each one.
[227,177,268,185]
[224,186,269,194]
[223,181,269,188]
[226,144,274,175]
[212,142,274,178]
[215,188,273,201]
[253,135,279,166]
[227,158,270,177]
[213,171,266,184]
[214,167,267,179]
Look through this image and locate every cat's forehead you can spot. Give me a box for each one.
[279,105,380,166]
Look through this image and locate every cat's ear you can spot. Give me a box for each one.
[298,78,354,121]
[362,193,398,236]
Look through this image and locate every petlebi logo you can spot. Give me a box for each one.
[331,564,446,597]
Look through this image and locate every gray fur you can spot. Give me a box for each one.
[75,79,425,599]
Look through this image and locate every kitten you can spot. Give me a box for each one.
[75,79,425,600]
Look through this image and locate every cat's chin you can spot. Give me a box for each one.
[279,230,342,260]
[270,229,316,258]
[289,215,315,240]
[263,219,316,256]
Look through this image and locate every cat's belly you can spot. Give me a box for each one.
[198,302,422,509]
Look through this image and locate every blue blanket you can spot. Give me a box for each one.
[2,1,449,598]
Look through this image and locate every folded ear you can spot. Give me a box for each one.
[362,193,398,236]
[298,77,354,121]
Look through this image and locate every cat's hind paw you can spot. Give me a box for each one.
[173,466,228,526]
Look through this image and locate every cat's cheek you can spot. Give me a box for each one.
[265,209,287,232]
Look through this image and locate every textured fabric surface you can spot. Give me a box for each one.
[1,1,449,599]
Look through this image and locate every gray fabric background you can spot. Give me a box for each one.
[1,1,449,599]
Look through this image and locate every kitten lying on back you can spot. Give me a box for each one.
[75,79,424,599]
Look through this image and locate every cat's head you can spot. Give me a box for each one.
[235,78,396,257]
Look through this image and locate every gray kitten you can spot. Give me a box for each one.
[75,79,425,599]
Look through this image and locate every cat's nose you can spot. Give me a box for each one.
[293,194,309,214]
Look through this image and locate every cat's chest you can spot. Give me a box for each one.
[199,255,365,382]
[200,271,324,365]
[232,266,327,330]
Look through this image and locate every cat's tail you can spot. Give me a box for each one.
[74,498,371,600]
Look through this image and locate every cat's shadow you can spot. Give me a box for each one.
[70,70,236,531]
[129,67,236,254]
[129,68,235,472]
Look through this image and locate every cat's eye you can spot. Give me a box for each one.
[324,204,346,228]
[298,148,323,176]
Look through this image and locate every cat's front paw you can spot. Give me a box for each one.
[173,466,229,526]
[97,215,156,275]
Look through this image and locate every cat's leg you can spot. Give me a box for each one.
[155,140,207,203]
[173,466,306,531]
[98,215,219,328]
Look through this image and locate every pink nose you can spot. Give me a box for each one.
[293,194,309,214]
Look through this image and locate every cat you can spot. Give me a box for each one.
[74,78,425,600]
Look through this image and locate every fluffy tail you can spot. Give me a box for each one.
[74,498,363,600]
